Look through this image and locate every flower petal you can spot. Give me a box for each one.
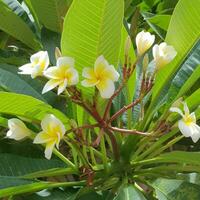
[18,63,33,75]
[39,51,49,70]
[183,102,190,115]
[42,79,62,94]
[7,118,30,140]
[31,65,42,79]
[43,67,60,79]
[191,124,200,143]
[102,65,119,82]
[66,68,79,86]
[57,79,68,95]
[82,67,95,79]
[178,120,193,137]
[94,55,108,75]
[45,141,56,160]
[169,107,184,117]
[41,114,66,136]
[189,112,196,123]
[33,131,52,144]
[30,51,44,64]
[81,79,99,87]
[96,79,115,99]
[57,57,74,68]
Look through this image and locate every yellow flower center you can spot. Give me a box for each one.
[47,125,62,142]
[183,115,194,125]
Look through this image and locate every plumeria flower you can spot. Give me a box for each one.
[136,31,155,56]
[42,57,79,95]
[170,102,200,143]
[6,118,31,140]
[19,51,49,78]
[81,55,119,99]
[33,114,66,159]
[153,42,177,70]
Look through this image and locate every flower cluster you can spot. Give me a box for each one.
[6,114,66,160]
[9,30,195,164]
[136,30,177,70]
[19,52,119,99]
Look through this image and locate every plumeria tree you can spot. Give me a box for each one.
[0,0,200,199]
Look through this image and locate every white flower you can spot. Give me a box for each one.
[81,55,119,99]
[42,57,79,95]
[6,119,31,140]
[19,51,49,78]
[153,42,177,70]
[33,114,66,160]
[136,31,155,56]
[170,102,200,143]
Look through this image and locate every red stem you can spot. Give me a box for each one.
[108,98,141,123]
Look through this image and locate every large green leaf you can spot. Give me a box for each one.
[0,92,68,124]
[134,151,200,167]
[2,0,37,34]
[0,1,40,50]
[0,153,65,177]
[29,0,71,32]
[61,0,124,94]
[41,28,61,65]
[142,0,200,129]
[16,188,78,200]
[142,12,170,39]
[114,185,147,200]
[0,64,56,104]
[165,41,200,107]
[150,178,200,200]
[0,49,28,65]
[0,177,51,197]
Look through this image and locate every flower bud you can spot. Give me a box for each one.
[136,31,155,56]
[153,42,177,70]
[125,36,132,57]
[55,47,62,60]
[6,119,31,140]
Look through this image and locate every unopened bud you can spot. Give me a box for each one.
[125,36,132,57]
[69,119,78,129]
[55,47,62,60]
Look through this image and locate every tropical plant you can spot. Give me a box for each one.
[0,0,200,199]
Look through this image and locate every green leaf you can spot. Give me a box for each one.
[142,0,200,129]
[150,178,200,200]
[0,153,66,177]
[0,64,55,103]
[0,92,68,124]
[0,177,50,197]
[41,27,61,65]
[142,12,171,31]
[61,0,124,95]
[134,151,200,167]
[0,116,7,127]
[15,188,78,200]
[29,0,70,32]
[0,1,40,50]
[2,0,37,34]
[177,173,200,186]
[165,41,200,108]
[114,185,147,200]
[0,49,28,65]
